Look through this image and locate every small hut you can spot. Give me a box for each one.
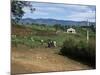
[67,28,76,34]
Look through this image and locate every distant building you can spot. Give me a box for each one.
[67,28,76,34]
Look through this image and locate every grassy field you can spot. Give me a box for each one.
[11,24,96,74]
[12,24,95,47]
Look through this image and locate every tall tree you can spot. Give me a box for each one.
[11,0,35,24]
[53,24,61,31]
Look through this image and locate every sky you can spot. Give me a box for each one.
[22,1,96,22]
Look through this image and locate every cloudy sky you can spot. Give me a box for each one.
[22,1,96,22]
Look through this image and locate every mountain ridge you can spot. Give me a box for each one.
[19,18,96,26]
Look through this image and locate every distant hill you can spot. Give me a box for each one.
[19,18,96,26]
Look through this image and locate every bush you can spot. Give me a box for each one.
[60,38,96,68]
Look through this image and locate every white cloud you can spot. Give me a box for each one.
[23,2,96,22]
[65,10,95,22]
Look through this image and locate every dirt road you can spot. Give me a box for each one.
[11,47,91,74]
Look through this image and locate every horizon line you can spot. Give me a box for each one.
[22,17,96,22]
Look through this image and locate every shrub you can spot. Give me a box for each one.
[60,37,96,68]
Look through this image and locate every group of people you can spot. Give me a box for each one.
[40,39,57,48]
[47,40,57,48]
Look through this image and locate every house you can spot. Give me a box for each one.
[67,28,76,34]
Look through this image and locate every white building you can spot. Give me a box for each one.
[67,28,76,34]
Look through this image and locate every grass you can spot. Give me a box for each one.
[11,24,95,48]
[11,24,96,68]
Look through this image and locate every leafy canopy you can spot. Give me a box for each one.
[11,0,35,24]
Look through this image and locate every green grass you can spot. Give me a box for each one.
[12,24,96,68]
[11,24,95,48]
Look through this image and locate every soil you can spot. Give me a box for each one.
[11,46,91,75]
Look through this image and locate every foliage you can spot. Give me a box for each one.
[53,24,62,31]
[60,37,96,68]
[11,0,35,24]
